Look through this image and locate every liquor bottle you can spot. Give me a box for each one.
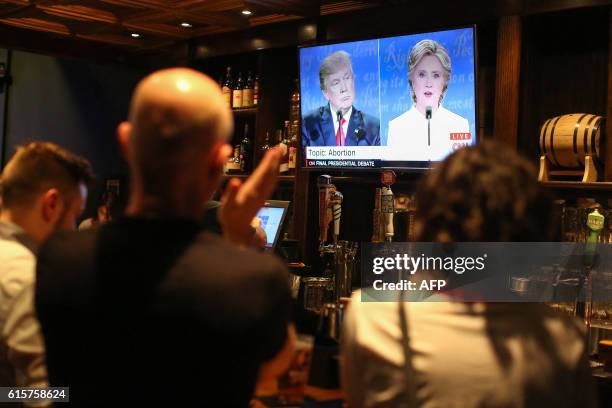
[290,78,300,122]
[260,131,271,155]
[282,120,291,153]
[222,67,232,108]
[239,123,252,173]
[243,71,254,107]
[232,72,243,109]
[288,120,299,173]
[277,128,289,173]
[253,74,259,106]
[291,119,300,139]
[226,145,241,173]
[283,121,291,144]
[233,144,242,170]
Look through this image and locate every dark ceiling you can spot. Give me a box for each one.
[0,0,379,60]
[0,0,607,65]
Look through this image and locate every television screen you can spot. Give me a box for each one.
[299,27,476,169]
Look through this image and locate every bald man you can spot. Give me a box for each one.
[35,69,294,407]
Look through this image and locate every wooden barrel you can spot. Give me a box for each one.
[539,113,604,168]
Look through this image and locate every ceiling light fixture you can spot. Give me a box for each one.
[241,9,252,15]
[131,33,140,38]
[181,22,192,28]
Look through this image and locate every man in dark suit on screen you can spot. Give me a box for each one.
[302,51,380,147]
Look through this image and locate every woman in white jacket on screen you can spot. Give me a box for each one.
[387,39,470,162]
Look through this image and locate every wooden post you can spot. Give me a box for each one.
[605,8,612,182]
[0,49,11,169]
[293,167,309,261]
[493,15,522,147]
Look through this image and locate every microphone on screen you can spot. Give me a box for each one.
[426,106,432,146]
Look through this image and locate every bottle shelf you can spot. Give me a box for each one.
[223,174,296,182]
[231,107,257,115]
[539,181,612,191]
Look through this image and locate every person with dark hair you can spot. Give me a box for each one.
[302,50,380,147]
[413,140,554,243]
[0,142,92,397]
[35,68,294,407]
[342,141,595,408]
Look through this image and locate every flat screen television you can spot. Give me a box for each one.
[299,26,477,169]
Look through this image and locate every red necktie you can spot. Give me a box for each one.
[336,116,346,146]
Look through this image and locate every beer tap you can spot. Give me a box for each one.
[318,175,332,247]
[381,186,394,242]
[380,170,397,242]
[314,175,355,315]
[576,208,604,326]
[330,186,343,245]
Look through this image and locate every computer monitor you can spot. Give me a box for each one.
[256,200,290,252]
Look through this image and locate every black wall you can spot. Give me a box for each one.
[0,49,147,217]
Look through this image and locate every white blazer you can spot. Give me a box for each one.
[387,106,471,161]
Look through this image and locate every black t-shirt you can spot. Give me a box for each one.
[36,217,291,407]
[201,200,223,235]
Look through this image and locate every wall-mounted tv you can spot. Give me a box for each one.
[299,26,476,169]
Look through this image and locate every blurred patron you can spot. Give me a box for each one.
[35,68,294,407]
[342,141,596,408]
[0,142,91,402]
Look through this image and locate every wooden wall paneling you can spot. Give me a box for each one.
[517,14,532,160]
[293,166,309,257]
[605,7,612,181]
[254,47,302,244]
[0,48,10,169]
[518,7,609,167]
[476,20,498,141]
[255,47,297,162]
[523,0,612,15]
[477,66,495,140]
[493,15,521,148]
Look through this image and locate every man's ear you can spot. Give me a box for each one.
[117,121,132,162]
[41,188,63,223]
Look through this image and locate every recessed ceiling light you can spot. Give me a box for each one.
[131,33,140,38]
[180,22,192,28]
[241,9,252,15]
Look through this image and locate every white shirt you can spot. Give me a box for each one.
[342,291,595,408]
[331,105,352,145]
[387,106,471,161]
[0,221,49,406]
